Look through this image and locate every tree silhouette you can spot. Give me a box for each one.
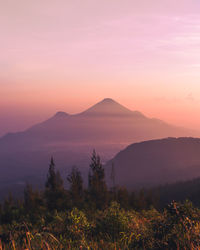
[67,167,84,208]
[88,150,108,209]
[45,157,66,211]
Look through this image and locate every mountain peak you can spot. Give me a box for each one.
[80,98,135,116]
[100,98,117,104]
[53,111,69,118]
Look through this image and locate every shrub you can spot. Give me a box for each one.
[65,208,91,248]
[96,202,131,241]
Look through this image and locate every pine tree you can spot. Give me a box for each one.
[2,193,13,223]
[137,189,147,210]
[67,167,84,208]
[45,157,66,211]
[117,187,129,209]
[88,150,108,209]
[1,193,21,224]
[110,162,117,201]
[24,184,35,210]
[45,157,63,191]
[24,184,44,222]
[130,191,137,209]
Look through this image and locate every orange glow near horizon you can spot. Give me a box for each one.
[1,0,200,136]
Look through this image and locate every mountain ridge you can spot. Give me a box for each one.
[106,137,200,189]
[0,98,197,195]
[46,98,146,119]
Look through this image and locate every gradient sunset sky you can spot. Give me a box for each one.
[1,0,200,136]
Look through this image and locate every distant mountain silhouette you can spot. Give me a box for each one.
[0,98,193,156]
[106,137,200,189]
[80,98,142,117]
[0,98,196,196]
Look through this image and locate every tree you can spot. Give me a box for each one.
[117,187,129,209]
[130,191,137,210]
[88,150,108,209]
[1,193,22,224]
[24,184,36,210]
[110,162,117,201]
[137,189,147,210]
[24,184,44,222]
[45,157,63,191]
[45,157,66,211]
[67,167,84,208]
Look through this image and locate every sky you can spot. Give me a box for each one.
[1,0,200,136]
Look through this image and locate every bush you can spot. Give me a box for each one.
[96,202,131,241]
[65,208,91,248]
[154,201,200,249]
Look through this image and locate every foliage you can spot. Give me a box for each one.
[88,150,108,210]
[153,201,200,249]
[44,157,67,211]
[1,153,200,249]
[67,167,84,208]
[65,208,91,248]
[96,202,130,241]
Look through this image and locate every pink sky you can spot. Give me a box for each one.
[1,0,200,136]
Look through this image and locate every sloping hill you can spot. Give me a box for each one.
[0,99,195,193]
[106,137,200,189]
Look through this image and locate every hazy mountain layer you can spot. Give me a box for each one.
[106,137,200,189]
[0,98,195,194]
[0,98,192,151]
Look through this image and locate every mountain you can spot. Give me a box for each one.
[105,137,200,189]
[80,98,140,116]
[0,98,196,196]
[1,98,191,151]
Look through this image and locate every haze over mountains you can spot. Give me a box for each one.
[0,98,197,196]
[106,137,200,189]
[0,98,193,148]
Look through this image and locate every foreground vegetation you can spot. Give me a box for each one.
[1,151,200,249]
